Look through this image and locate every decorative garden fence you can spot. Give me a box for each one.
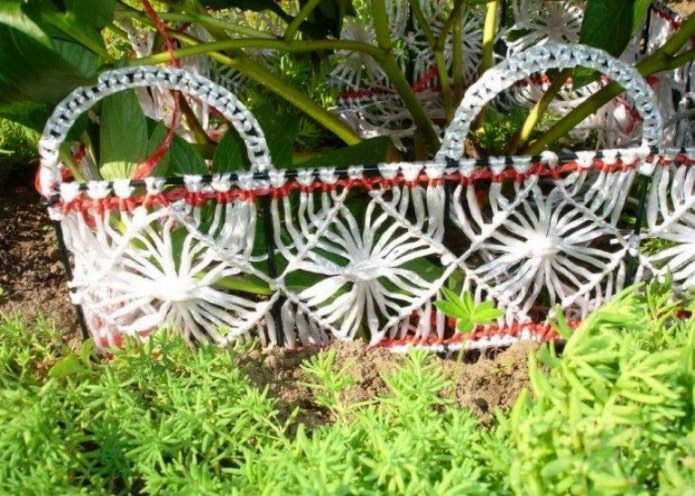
[38,8,695,351]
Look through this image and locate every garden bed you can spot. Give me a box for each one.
[0,167,534,424]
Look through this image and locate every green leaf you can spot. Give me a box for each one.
[579,0,651,57]
[38,0,114,60]
[434,300,466,320]
[48,353,89,378]
[298,136,394,170]
[0,1,92,106]
[99,90,148,179]
[146,121,172,177]
[198,0,291,21]
[456,319,475,333]
[0,101,51,132]
[212,127,249,173]
[541,458,573,478]
[79,338,94,366]
[254,103,300,169]
[168,133,208,176]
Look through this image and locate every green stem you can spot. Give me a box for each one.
[451,4,465,104]
[408,0,435,43]
[236,53,362,145]
[410,0,455,122]
[508,68,571,154]
[659,12,695,57]
[523,47,695,155]
[372,0,440,155]
[476,0,499,129]
[284,0,321,41]
[435,0,465,50]
[126,8,440,154]
[134,38,386,64]
[371,0,393,51]
[115,8,276,40]
[480,1,499,74]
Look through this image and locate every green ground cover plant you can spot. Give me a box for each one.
[1,281,693,494]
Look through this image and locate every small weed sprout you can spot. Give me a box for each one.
[434,287,504,333]
[300,349,357,422]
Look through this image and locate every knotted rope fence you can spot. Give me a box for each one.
[38,43,694,351]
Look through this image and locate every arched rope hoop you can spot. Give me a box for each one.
[436,43,664,163]
[38,66,272,201]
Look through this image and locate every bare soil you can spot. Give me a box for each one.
[0,171,78,336]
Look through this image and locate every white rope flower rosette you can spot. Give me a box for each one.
[434,43,663,340]
[39,67,279,348]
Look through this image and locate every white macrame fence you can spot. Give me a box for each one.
[331,1,689,150]
[39,44,693,351]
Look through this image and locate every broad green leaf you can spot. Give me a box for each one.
[0,101,52,132]
[574,0,650,89]
[64,0,116,30]
[579,0,651,57]
[434,300,466,320]
[311,0,355,38]
[167,133,208,176]
[99,90,148,179]
[38,0,114,60]
[199,0,290,20]
[298,136,394,170]
[146,121,172,177]
[212,127,249,173]
[254,104,300,169]
[456,318,475,332]
[0,1,92,105]
[439,287,469,314]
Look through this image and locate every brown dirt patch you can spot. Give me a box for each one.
[237,339,536,430]
[0,170,79,338]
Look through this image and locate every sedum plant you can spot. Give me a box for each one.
[2,280,694,493]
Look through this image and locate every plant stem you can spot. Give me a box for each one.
[508,68,571,154]
[234,53,363,146]
[410,0,454,122]
[480,1,499,75]
[115,7,276,39]
[154,32,363,145]
[125,5,440,154]
[134,38,387,63]
[434,0,464,122]
[372,0,440,156]
[523,45,695,155]
[284,0,321,41]
[476,0,499,129]
[179,96,216,146]
[371,0,392,51]
[451,4,465,104]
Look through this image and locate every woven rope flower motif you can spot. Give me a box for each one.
[451,177,632,321]
[504,0,584,56]
[65,204,270,345]
[646,165,695,289]
[277,190,442,342]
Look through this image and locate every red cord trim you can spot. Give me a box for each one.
[132,0,182,180]
[55,154,695,214]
